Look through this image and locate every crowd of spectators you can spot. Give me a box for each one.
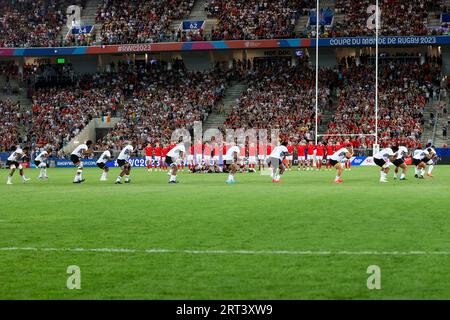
[0,99,30,152]
[99,62,233,152]
[205,0,309,40]
[0,54,444,155]
[326,55,442,149]
[224,58,337,142]
[9,59,231,154]
[0,0,86,48]
[29,68,127,151]
[1,0,450,47]
[96,0,194,45]
[332,0,441,37]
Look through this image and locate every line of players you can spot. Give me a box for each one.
[141,140,353,173]
[4,140,437,185]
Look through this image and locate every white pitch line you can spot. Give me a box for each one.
[1,247,450,256]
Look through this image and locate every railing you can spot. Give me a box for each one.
[432,113,440,144]
[431,88,443,144]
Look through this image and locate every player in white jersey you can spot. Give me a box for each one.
[6,146,30,185]
[425,143,437,177]
[115,144,134,184]
[267,142,289,183]
[165,143,186,184]
[71,140,93,183]
[373,147,398,183]
[328,145,353,183]
[223,144,240,184]
[392,146,409,181]
[412,148,430,179]
[97,150,113,181]
[34,148,52,180]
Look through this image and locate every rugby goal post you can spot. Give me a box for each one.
[313,1,380,158]
[372,144,380,157]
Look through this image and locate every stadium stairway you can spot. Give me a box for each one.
[0,76,32,112]
[317,92,338,135]
[420,100,441,145]
[0,76,33,143]
[169,0,218,39]
[432,93,449,147]
[318,109,336,134]
[62,117,121,154]
[333,13,344,25]
[202,81,248,132]
[433,114,449,147]
[428,12,442,27]
[295,15,310,34]
[58,0,103,45]
[320,0,336,10]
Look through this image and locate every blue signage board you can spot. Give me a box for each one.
[71,25,94,35]
[181,21,205,31]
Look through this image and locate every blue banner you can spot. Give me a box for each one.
[55,159,98,168]
[0,152,8,161]
[436,148,450,157]
[71,26,94,35]
[106,158,146,167]
[443,13,450,23]
[318,35,448,47]
[181,21,205,31]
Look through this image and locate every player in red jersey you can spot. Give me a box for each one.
[239,144,246,170]
[342,139,353,170]
[266,145,272,158]
[315,142,325,171]
[144,143,153,172]
[248,143,257,172]
[154,142,162,172]
[211,141,220,168]
[222,144,228,171]
[188,145,194,171]
[257,144,266,171]
[306,141,315,171]
[325,141,335,171]
[194,140,203,166]
[296,141,306,171]
[286,142,295,171]
[203,142,212,170]
[162,144,170,172]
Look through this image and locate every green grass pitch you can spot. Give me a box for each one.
[0,166,449,299]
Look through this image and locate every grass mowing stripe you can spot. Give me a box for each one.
[2,247,450,256]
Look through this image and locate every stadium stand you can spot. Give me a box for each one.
[96,0,195,44]
[99,62,234,151]
[14,59,233,153]
[0,99,29,152]
[3,53,440,155]
[333,0,442,37]
[0,0,448,46]
[0,0,86,47]
[325,54,443,148]
[205,0,309,40]
[223,58,337,142]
